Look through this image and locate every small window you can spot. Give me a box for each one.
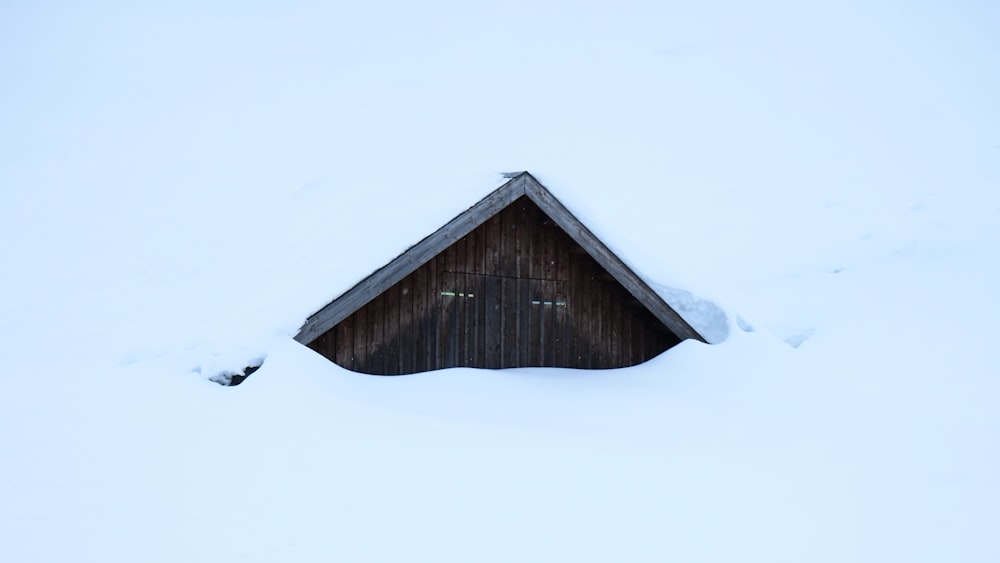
[530,298,567,307]
[440,290,475,298]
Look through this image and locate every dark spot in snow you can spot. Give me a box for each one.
[207,362,263,386]
[227,364,261,386]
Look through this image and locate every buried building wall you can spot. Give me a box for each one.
[307,196,680,375]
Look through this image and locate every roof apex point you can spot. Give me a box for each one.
[500,170,529,179]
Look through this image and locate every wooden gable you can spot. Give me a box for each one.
[296,173,705,375]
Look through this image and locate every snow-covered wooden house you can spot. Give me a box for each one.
[295,172,704,374]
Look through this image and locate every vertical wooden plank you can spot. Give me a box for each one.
[646,312,661,362]
[591,273,603,368]
[521,277,531,367]
[380,292,391,374]
[632,310,642,366]
[497,206,508,365]
[471,272,483,368]
[484,212,501,274]
[484,211,502,368]
[335,317,354,371]
[603,281,615,367]
[555,235,573,366]
[636,306,647,366]
[438,245,451,369]
[518,201,530,365]
[469,219,483,275]
[475,221,491,368]
[534,284,546,367]
[462,238,472,367]
[483,274,500,368]
[357,307,368,372]
[621,303,634,367]
[497,204,507,279]
[456,280,467,369]
[347,318,357,372]
[539,213,551,366]
[646,313,659,364]
[554,281,569,367]
[601,276,613,369]
[383,283,398,374]
[515,278,528,366]
[532,280,552,366]
[448,276,462,369]
[523,202,538,366]
[438,269,450,368]
[458,273,469,365]
[569,251,585,368]
[461,231,474,366]
[542,288,562,366]
[352,302,367,373]
[504,203,519,279]
[546,217,560,367]
[501,276,517,367]
[648,323,663,362]
[536,204,547,278]
[635,311,646,365]
[550,284,561,367]
[563,251,574,368]
[512,203,522,272]
[644,310,655,364]
[369,292,384,374]
[524,199,537,280]
[416,259,429,372]
[542,213,557,281]
[398,274,413,374]
[426,253,439,371]
[577,265,589,369]
[449,244,461,369]
[638,308,654,363]
[537,280,547,367]
[424,257,437,372]
[609,287,621,367]
[527,280,541,366]
[475,221,488,368]
[454,236,466,365]
[514,200,528,367]
[499,204,515,366]
[639,313,650,364]
[410,264,425,374]
[651,314,666,361]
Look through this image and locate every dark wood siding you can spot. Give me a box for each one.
[308,197,681,374]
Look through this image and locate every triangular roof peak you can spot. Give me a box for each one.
[295,171,705,346]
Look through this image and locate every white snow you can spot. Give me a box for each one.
[2,1,999,562]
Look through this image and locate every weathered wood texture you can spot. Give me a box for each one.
[307,197,681,374]
[294,175,527,344]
